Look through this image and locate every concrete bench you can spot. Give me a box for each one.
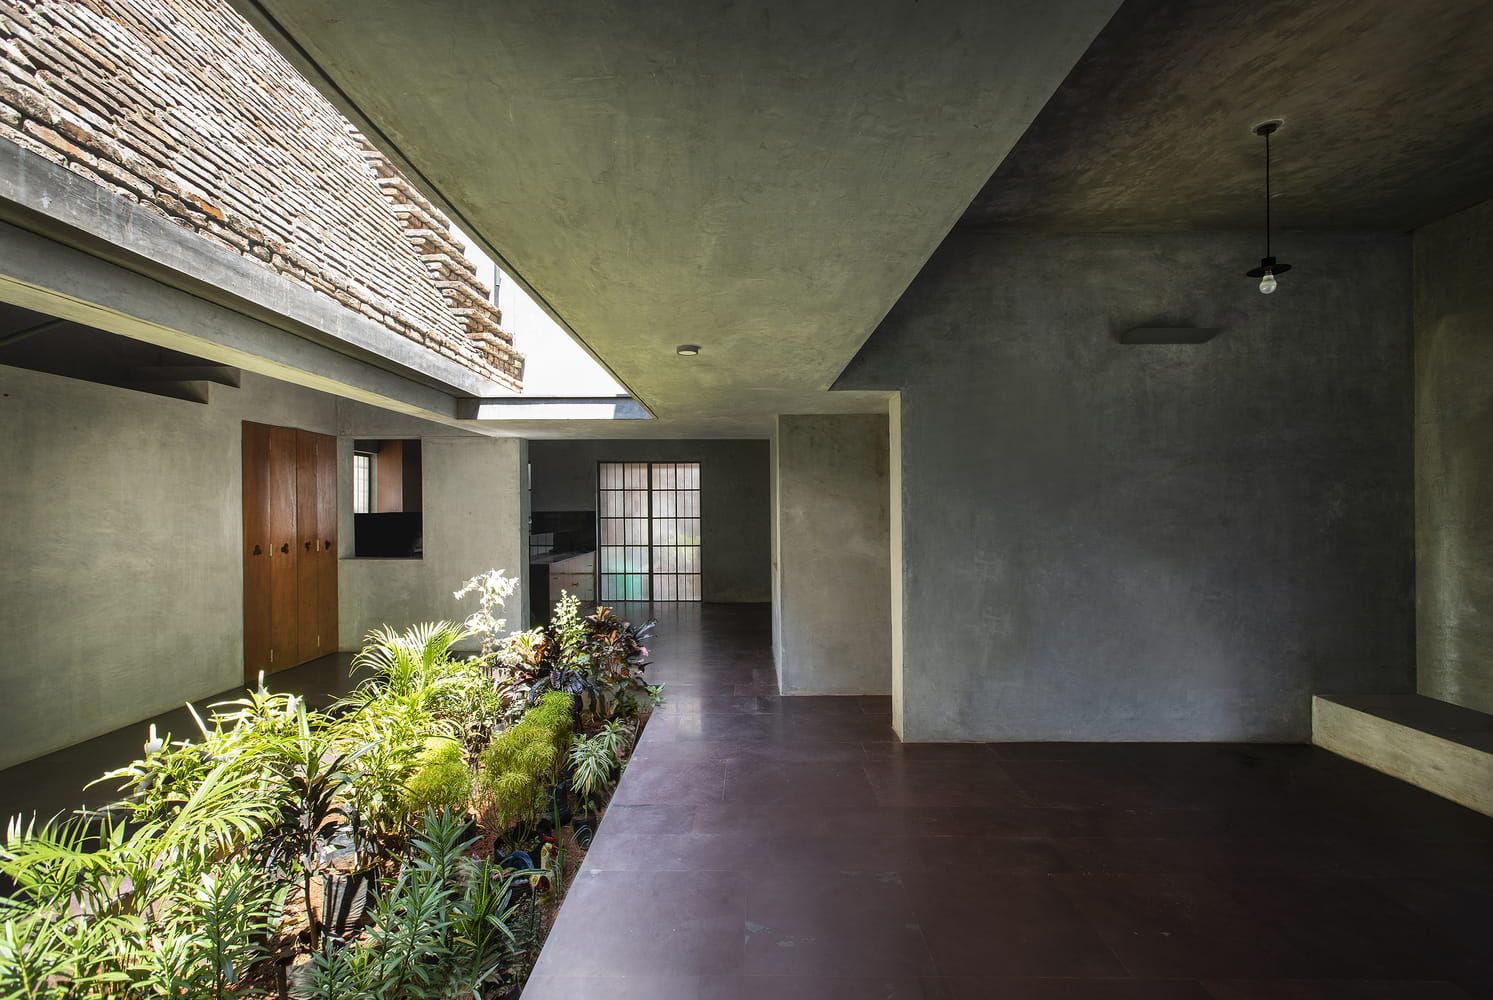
[1312,692,1493,817]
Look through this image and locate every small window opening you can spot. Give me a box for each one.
[352,439,422,558]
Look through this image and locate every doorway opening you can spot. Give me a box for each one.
[598,461,701,602]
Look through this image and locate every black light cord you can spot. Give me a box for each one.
[1264,127,1272,258]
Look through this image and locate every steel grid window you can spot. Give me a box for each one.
[597,461,701,602]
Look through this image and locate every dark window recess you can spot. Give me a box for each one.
[353,439,423,557]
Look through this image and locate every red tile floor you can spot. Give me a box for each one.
[522,603,1493,1000]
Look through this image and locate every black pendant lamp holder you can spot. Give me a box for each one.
[1246,120,1291,291]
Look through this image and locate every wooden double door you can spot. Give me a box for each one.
[243,422,338,679]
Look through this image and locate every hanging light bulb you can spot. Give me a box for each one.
[1245,120,1291,293]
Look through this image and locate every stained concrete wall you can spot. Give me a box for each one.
[527,439,770,603]
[0,366,337,768]
[773,414,891,694]
[336,400,527,646]
[840,231,1415,742]
[1415,197,1493,714]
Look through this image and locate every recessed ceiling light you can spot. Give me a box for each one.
[676,344,700,356]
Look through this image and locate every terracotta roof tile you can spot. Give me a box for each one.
[0,0,523,388]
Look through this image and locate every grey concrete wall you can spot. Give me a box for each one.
[1414,197,1493,714]
[0,366,337,769]
[527,439,770,603]
[337,432,527,648]
[840,231,1415,742]
[773,414,892,694]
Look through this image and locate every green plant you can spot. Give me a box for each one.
[582,607,656,719]
[403,737,473,820]
[476,693,573,831]
[353,621,471,704]
[453,569,520,660]
[261,703,364,951]
[129,858,286,999]
[300,810,521,1000]
[0,745,287,997]
[646,682,667,709]
[567,735,616,809]
[499,594,657,722]
[594,719,635,761]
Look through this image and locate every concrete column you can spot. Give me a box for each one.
[888,394,905,736]
[772,414,892,696]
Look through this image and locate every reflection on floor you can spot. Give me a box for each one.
[526,602,1493,1000]
[0,652,357,823]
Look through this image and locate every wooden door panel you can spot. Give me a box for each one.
[295,430,321,663]
[267,425,299,672]
[315,432,339,654]
[242,422,271,681]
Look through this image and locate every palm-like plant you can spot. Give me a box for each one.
[353,621,471,702]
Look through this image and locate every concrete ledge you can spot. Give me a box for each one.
[1312,693,1493,817]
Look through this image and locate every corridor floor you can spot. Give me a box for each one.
[524,603,1493,999]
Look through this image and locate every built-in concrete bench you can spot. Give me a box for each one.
[1312,693,1493,817]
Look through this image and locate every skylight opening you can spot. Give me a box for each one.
[450,227,625,398]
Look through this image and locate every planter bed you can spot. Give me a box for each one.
[0,573,657,999]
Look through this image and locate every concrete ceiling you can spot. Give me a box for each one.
[962,0,1493,233]
[231,0,1121,437]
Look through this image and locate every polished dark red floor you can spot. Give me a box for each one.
[523,603,1493,1000]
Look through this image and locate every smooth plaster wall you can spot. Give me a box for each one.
[0,366,337,768]
[527,439,770,603]
[773,414,891,694]
[337,403,527,646]
[1415,197,1493,714]
[841,231,1415,742]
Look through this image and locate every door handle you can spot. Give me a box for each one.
[280,543,289,554]
[252,544,262,555]
[324,539,333,550]
[304,540,313,551]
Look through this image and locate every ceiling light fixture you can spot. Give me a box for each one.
[676,344,700,356]
[1245,120,1291,295]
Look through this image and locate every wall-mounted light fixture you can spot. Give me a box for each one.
[676,344,700,356]
[1245,120,1291,294]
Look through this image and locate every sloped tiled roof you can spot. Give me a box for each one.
[0,0,523,389]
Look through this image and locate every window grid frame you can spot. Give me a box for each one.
[597,461,701,603]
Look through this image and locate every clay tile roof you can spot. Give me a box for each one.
[0,0,523,389]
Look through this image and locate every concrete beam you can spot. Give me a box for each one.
[0,139,510,400]
[0,220,485,431]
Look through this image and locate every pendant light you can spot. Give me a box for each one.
[1245,120,1291,294]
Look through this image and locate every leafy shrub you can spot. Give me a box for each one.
[301,809,522,999]
[402,738,473,820]
[499,595,656,721]
[476,692,573,830]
